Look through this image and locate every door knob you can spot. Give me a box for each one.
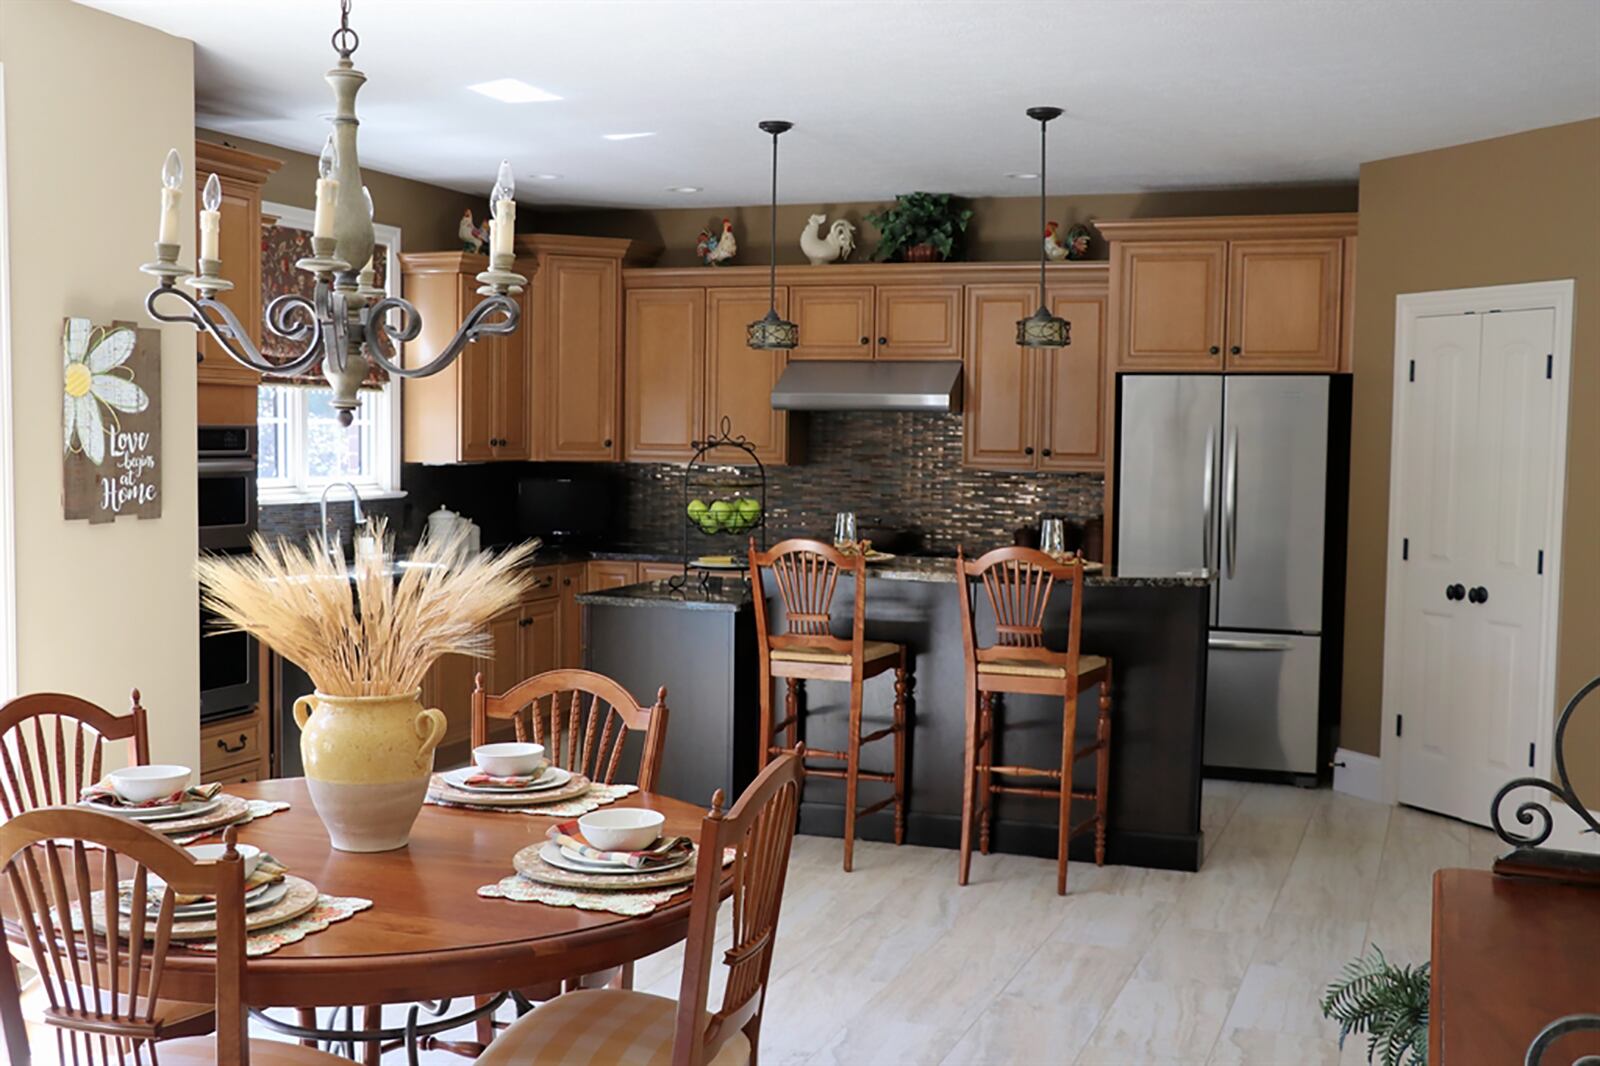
[860,336,869,345]
[1445,583,1465,601]
[603,438,613,448]
[1230,345,1242,355]
[1041,448,1052,457]
[878,336,888,346]
[1208,346,1220,355]
[1023,446,1035,456]
[1468,586,1489,604]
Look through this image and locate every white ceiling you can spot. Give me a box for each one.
[80,0,1600,209]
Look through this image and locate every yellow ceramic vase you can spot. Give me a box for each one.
[292,690,447,853]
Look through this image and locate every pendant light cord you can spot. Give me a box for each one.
[1038,116,1047,303]
[769,130,779,310]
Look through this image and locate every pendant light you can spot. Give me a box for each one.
[1016,106,1071,348]
[747,120,799,350]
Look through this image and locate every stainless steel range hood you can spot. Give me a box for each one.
[770,360,963,413]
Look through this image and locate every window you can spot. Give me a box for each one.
[256,384,398,501]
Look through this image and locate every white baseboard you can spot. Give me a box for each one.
[1332,748,1385,804]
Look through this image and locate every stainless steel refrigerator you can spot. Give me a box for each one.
[1115,374,1348,783]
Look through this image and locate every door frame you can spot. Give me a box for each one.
[1378,279,1574,807]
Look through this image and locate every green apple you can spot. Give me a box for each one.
[735,497,762,527]
[686,498,709,523]
[709,499,735,531]
[697,512,721,535]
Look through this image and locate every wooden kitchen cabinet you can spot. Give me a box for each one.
[707,287,791,463]
[558,563,584,669]
[790,285,875,359]
[874,285,962,358]
[200,710,267,785]
[963,283,1109,473]
[1224,239,1343,371]
[519,235,633,462]
[637,561,686,582]
[587,560,640,590]
[399,252,529,462]
[624,288,705,461]
[518,597,562,682]
[194,141,282,426]
[1113,240,1227,371]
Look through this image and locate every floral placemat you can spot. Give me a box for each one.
[172,799,291,845]
[426,782,637,818]
[182,893,372,957]
[478,875,689,916]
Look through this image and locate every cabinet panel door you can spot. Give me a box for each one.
[790,286,875,359]
[458,276,499,461]
[544,256,620,460]
[1224,239,1342,372]
[519,598,562,682]
[428,637,488,768]
[875,285,962,359]
[487,610,524,696]
[707,287,789,464]
[637,561,686,582]
[624,289,705,461]
[586,561,639,590]
[962,285,1039,471]
[494,280,532,459]
[1339,236,1356,373]
[196,175,264,387]
[1115,241,1226,371]
[558,563,584,669]
[1039,293,1107,472]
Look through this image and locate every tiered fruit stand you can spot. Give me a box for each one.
[672,417,768,590]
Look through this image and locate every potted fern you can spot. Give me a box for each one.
[866,192,973,262]
[1321,946,1430,1066]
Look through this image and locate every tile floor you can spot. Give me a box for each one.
[21,780,1501,1064]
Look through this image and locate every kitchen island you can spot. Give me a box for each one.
[580,558,1212,871]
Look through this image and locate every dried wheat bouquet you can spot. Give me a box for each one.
[197,521,535,698]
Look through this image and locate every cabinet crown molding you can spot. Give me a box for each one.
[622,259,1109,290]
[1094,212,1357,242]
[399,250,491,276]
[514,233,634,260]
[194,140,284,184]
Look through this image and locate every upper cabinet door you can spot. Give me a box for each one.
[1038,292,1107,472]
[1224,238,1342,372]
[196,173,266,387]
[624,288,705,462]
[707,287,791,465]
[493,279,532,459]
[962,285,1039,471]
[1115,241,1227,371]
[790,285,874,360]
[457,276,499,461]
[544,255,621,460]
[874,285,962,359]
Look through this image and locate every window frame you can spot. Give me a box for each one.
[256,203,404,505]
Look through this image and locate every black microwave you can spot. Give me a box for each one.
[198,425,257,552]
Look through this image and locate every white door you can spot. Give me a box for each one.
[1392,306,1560,825]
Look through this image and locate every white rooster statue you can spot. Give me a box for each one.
[459,209,488,255]
[696,218,737,266]
[799,214,857,265]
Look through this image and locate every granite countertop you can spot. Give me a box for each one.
[576,578,752,612]
[866,555,1215,588]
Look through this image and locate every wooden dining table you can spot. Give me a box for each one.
[120,778,714,1009]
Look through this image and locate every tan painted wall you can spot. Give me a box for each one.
[1342,118,1600,801]
[534,185,1357,266]
[0,0,199,767]
[196,130,481,252]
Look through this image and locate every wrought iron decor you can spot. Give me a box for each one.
[1490,675,1600,856]
[674,416,769,590]
[1525,1012,1600,1066]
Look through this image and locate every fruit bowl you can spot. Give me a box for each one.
[685,495,764,535]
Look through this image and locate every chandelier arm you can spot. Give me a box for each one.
[362,295,520,379]
[145,285,325,378]
[262,293,331,376]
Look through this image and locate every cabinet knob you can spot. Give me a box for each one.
[878,336,888,346]
[1024,446,1035,456]
[603,438,613,448]
[1041,448,1052,457]
[519,617,533,627]
[1209,346,1220,355]
[1230,346,1241,355]
[860,336,870,345]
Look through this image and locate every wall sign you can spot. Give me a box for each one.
[62,318,162,523]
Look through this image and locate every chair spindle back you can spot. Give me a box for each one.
[0,692,149,820]
[748,538,867,658]
[472,669,668,791]
[956,547,1088,670]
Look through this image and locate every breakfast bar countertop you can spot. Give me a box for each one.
[576,578,751,611]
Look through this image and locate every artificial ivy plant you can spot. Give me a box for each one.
[865,192,974,261]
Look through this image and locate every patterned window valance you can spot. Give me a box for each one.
[259,222,390,389]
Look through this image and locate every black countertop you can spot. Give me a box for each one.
[577,578,750,612]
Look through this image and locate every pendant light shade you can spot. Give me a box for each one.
[1016,106,1071,349]
[748,120,799,351]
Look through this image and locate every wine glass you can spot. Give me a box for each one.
[1040,516,1067,557]
[833,511,858,549]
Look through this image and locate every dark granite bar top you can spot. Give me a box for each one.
[868,555,1215,588]
[576,578,752,612]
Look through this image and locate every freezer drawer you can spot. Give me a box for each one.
[1203,631,1321,776]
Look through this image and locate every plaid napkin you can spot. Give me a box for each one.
[463,769,546,789]
[546,819,693,870]
[172,852,288,907]
[80,780,223,810]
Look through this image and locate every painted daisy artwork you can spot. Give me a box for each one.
[61,317,162,522]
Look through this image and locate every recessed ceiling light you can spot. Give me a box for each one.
[467,78,563,103]
[530,173,562,181]
[666,185,702,193]
[603,132,655,141]
[1006,171,1039,180]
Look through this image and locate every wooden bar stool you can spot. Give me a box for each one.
[955,547,1112,895]
[749,537,908,872]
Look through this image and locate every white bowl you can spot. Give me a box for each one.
[473,742,545,777]
[579,808,666,852]
[186,842,262,880]
[107,765,191,804]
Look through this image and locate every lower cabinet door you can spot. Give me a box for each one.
[520,597,562,681]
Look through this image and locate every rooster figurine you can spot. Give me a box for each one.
[1044,221,1092,261]
[696,218,737,266]
[799,213,857,265]
[459,209,488,255]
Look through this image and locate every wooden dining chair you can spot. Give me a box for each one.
[955,547,1113,895]
[476,748,806,1066]
[471,668,669,793]
[464,668,670,1049]
[0,691,150,819]
[749,538,908,872]
[0,807,346,1065]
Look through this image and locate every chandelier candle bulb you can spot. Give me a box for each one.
[158,148,183,247]
[198,172,223,264]
[313,134,339,240]
[490,159,516,261]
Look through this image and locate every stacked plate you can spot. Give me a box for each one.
[538,840,690,876]
[118,875,291,921]
[430,764,591,808]
[88,793,253,837]
[512,840,702,891]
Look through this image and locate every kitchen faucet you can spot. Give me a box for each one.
[320,481,367,548]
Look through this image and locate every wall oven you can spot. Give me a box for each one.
[198,425,257,552]
[200,601,259,723]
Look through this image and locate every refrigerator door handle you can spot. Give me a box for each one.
[1208,636,1294,651]
[1201,428,1216,572]
[1223,428,1239,579]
